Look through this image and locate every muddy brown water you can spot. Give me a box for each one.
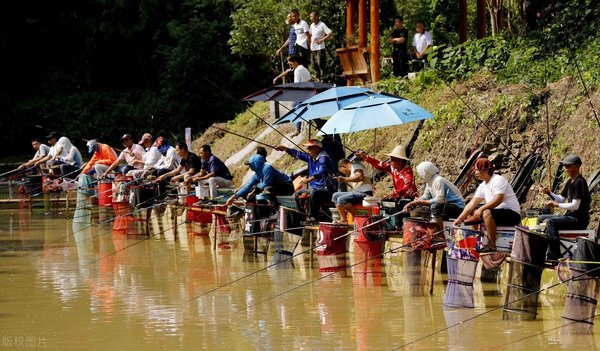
[0,209,598,350]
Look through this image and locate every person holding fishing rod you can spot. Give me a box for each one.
[17,139,51,173]
[35,132,82,179]
[225,154,294,206]
[275,139,337,222]
[538,155,591,260]
[355,145,418,210]
[79,139,117,178]
[100,134,145,178]
[186,144,234,200]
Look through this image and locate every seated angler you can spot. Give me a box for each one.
[538,155,591,260]
[37,132,83,178]
[356,145,418,206]
[18,139,51,173]
[404,161,465,231]
[100,134,146,178]
[155,141,201,193]
[127,133,162,178]
[187,145,234,200]
[275,139,337,221]
[332,158,373,224]
[80,139,118,178]
[225,154,294,206]
[453,158,521,253]
[145,137,181,198]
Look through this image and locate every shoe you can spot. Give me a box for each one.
[479,246,497,254]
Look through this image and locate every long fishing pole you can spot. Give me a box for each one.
[0,167,25,178]
[203,77,304,152]
[236,228,443,313]
[392,264,600,350]
[208,125,276,149]
[187,210,407,301]
[436,75,518,162]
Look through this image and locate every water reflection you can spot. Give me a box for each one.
[1,210,600,349]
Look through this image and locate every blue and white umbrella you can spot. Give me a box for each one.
[274,86,379,125]
[317,96,434,135]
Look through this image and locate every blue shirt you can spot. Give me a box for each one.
[286,149,336,191]
[236,155,292,197]
[288,26,297,54]
[200,155,233,180]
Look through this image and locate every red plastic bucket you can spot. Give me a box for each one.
[317,223,348,272]
[98,179,113,207]
[186,196,212,223]
[402,218,437,250]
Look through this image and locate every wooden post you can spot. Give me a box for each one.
[358,0,367,47]
[346,0,355,45]
[476,0,486,39]
[369,0,381,82]
[459,0,468,43]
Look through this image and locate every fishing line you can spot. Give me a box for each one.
[187,210,409,301]
[236,228,444,313]
[392,264,600,350]
[203,76,304,152]
[208,125,276,149]
[489,313,599,350]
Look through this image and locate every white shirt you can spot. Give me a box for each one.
[143,146,162,169]
[294,65,311,83]
[310,21,332,51]
[51,136,71,160]
[412,31,433,55]
[348,162,372,193]
[293,20,310,49]
[474,174,521,214]
[117,144,146,169]
[155,146,180,170]
[34,144,50,159]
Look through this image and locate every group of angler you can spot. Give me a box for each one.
[21,132,591,258]
[234,140,590,258]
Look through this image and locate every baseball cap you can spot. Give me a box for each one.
[120,134,132,142]
[138,133,153,144]
[473,157,493,171]
[302,139,323,149]
[560,155,582,166]
[46,131,60,140]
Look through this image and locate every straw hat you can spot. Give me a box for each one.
[385,145,410,161]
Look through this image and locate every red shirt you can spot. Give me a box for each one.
[362,155,418,200]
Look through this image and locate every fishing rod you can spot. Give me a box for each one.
[392,263,600,350]
[189,210,408,301]
[0,167,27,179]
[236,228,443,313]
[208,125,276,149]
[435,74,518,162]
[203,76,305,152]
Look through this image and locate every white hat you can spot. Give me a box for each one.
[385,145,410,161]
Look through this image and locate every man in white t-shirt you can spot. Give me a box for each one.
[454,158,521,253]
[332,159,373,224]
[19,139,50,172]
[412,20,433,71]
[101,134,146,177]
[309,11,333,82]
[290,9,310,67]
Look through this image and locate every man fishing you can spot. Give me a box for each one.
[156,141,201,193]
[331,158,373,224]
[18,139,50,173]
[80,139,117,178]
[100,134,146,177]
[275,139,336,222]
[225,154,294,206]
[538,155,591,260]
[187,145,234,200]
[453,158,521,253]
[36,131,82,178]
